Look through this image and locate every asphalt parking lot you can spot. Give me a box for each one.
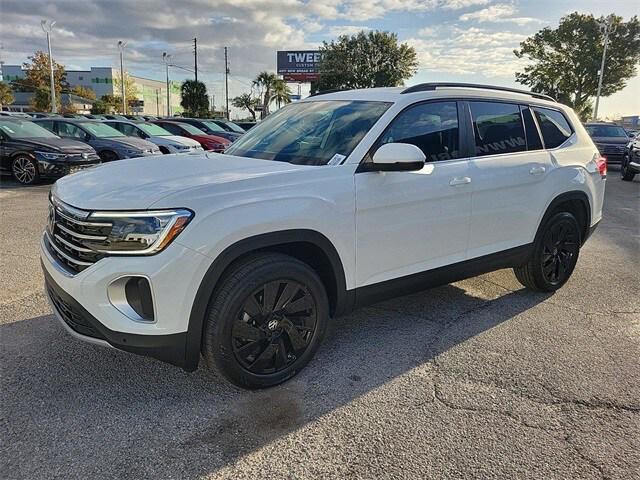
[1,172,638,479]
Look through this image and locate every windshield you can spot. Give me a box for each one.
[586,125,628,138]
[200,121,225,132]
[225,100,391,165]
[81,122,125,138]
[138,123,172,136]
[174,122,206,135]
[0,120,58,139]
[218,120,245,133]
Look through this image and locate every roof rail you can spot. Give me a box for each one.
[400,82,555,102]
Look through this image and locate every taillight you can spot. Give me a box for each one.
[596,156,607,178]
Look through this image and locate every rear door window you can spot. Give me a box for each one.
[57,122,87,140]
[469,102,526,156]
[533,107,573,148]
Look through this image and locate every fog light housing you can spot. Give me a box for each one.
[107,276,155,322]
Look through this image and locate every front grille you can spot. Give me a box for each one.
[47,282,105,339]
[46,198,112,274]
[598,144,625,155]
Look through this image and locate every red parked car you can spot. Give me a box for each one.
[151,120,230,152]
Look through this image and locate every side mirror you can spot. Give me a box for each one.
[364,143,425,172]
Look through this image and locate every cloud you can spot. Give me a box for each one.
[407,26,529,77]
[328,25,371,37]
[459,3,543,25]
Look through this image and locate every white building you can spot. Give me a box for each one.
[2,65,182,115]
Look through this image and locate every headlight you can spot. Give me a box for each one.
[35,151,67,160]
[173,144,189,150]
[124,149,143,156]
[87,209,193,254]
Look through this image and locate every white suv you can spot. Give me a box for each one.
[41,83,606,388]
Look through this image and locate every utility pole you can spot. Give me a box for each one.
[162,52,172,116]
[193,37,198,83]
[40,20,57,114]
[117,41,127,114]
[594,15,615,121]
[224,47,229,120]
[156,89,160,116]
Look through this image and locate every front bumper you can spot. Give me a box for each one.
[37,158,101,178]
[40,233,212,370]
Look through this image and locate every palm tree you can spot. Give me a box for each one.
[0,82,14,109]
[253,71,277,118]
[271,79,292,109]
[180,80,209,117]
[231,93,258,121]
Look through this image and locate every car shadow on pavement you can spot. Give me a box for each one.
[1,281,551,478]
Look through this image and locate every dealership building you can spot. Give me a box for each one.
[2,65,182,115]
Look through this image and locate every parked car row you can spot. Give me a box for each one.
[0,114,247,184]
[584,121,638,181]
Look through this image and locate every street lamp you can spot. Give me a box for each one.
[162,52,172,116]
[593,15,616,121]
[40,20,57,114]
[117,41,127,114]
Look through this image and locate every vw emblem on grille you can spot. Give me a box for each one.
[268,319,279,330]
[82,152,89,159]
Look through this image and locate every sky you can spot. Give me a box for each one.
[1,0,638,118]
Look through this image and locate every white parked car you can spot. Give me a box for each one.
[104,120,204,154]
[41,83,606,388]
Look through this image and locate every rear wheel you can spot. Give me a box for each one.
[12,155,39,185]
[514,212,581,292]
[621,154,636,181]
[202,253,329,389]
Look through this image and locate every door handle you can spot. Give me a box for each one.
[529,166,546,175]
[449,176,472,186]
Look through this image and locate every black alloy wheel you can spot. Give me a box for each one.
[540,218,579,286]
[12,156,39,185]
[514,212,581,292]
[99,150,119,162]
[231,280,317,375]
[203,253,329,389]
[621,154,636,181]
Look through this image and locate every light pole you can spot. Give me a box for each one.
[162,52,172,116]
[117,41,127,114]
[40,20,57,114]
[594,15,615,121]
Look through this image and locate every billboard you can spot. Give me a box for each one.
[277,50,321,82]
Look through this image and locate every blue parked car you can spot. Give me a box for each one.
[34,118,161,162]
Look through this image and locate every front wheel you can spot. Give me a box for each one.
[621,155,636,181]
[202,253,329,389]
[12,155,40,185]
[514,212,581,292]
[98,150,119,162]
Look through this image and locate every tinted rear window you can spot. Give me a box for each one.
[470,102,526,156]
[534,108,573,148]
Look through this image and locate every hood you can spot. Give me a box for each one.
[52,153,313,210]
[158,135,202,147]
[192,134,230,145]
[12,136,94,153]
[104,136,158,150]
[590,136,629,145]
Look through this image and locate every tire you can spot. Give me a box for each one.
[98,150,119,162]
[621,155,636,181]
[202,253,329,389]
[11,155,40,185]
[514,212,581,292]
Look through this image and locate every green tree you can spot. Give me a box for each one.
[231,93,259,121]
[180,80,209,117]
[253,71,278,118]
[113,73,139,114]
[90,98,110,114]
[271,79,292,109]
[514,13,640,120]
[317,30,418,92]
[71,85,97,101]
[0,82,14,109]
[15,51,67,111]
